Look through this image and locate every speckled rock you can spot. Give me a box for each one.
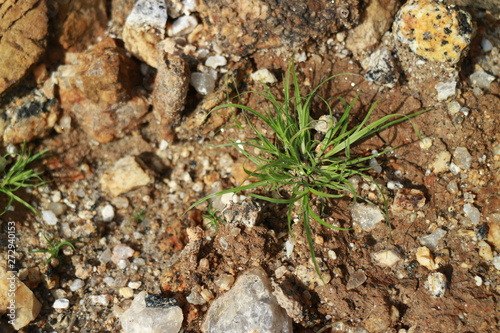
[122,0,168,68]
[57,37,149,143]
[152,47,190,141]
[201,0,361,56]
[0,0,48,95]
[1,89,59,144]
[393,0,474,64]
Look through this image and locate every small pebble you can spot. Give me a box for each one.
[250,69,277,84]
[53,298,70,309]
[42,210,58,225]
[191,72,216,95]
[493,256,500,270]
[101,204,115,222]
[351,203,385,231]
[425,272,447,297]
[416,246,438,270]
[205,55,227,69]
[128,281,142,289]
[346,269,367,290]
[69,279,85,292]
[169,15,197,36]
[120,287,135,299]
[478,240,493,260]
[88,295,112,306]
[372,249,402,267]
[463,204,481,226]
[474,276,483,287]
[420,228,446,251]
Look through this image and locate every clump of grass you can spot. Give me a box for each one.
[0,144,49,215]
[203,202,224,232]
[133,208,147,223]
[189,62,426,275]
[31,234,76,265]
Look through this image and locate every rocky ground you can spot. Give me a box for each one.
[0,0,499,332]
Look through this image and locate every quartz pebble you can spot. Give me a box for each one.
[53,298,70,309]
[202,266,292,333]
[101,204,115,222]
[42,210,58,225]
[470,70,495,90]
[112,244,135,264]
[205,55,227,69]
[100,156,152,197]
[435,81,457,101]
[69,279,85,292]
[120,291,183,333]
[351,203,385,231]
[425,272,447,297]
[125,0,168,34]
[250,69,278,84]
[168,15,197,36]
[190,72,216,95]
[372,249,402,267]
[453,147,472,171]
[346,269,367,290]
[463,203,481,226]
[363,47,399,87]
[420,228,447,250]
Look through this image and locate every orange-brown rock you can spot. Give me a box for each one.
[58,37,149,143]
[0,0,48,95]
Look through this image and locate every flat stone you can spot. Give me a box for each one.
[202,266,292,333]
[453,147,472,171]
[0,266,42,330]
[58,37,149,143]
[0,0,48,95]
[346,269,367,290]
[372,249,402,267]
[100,156,152,196]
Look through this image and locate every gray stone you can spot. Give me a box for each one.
[202,266,292,333]
[119,291,182,333]
[351,203,385,231]
[453,147,472,171]
[222,198,262,227]
[363,47,399,87]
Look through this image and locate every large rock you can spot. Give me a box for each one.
[58,37,149,143]
[202,266,292,333]
[119,291,183,333]
[0,0,48,95]
[0,266,42,330]
[200,0,361,56]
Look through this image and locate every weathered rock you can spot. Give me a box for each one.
[425,272,447,297]
[152,50,189,141]
[294,257,331,288]
[362,46,399,87]
[391,188,426,213]
[0,0,48,95]
[346,0,399,56]
[201,0,361,56]
[351,203,385,231]
[0,266,42,330]
[346,269,367,290]
[415,246,438,270]
[122,0,168,68]
[1,89,59,144]
[393,0,474,64]
[119,291,183,333]
[202,266,292,333]
[222,198,262,227]
[52,0,107,52]
[58,37,149,143]
[100,156,152,196]
[372,249,402,267]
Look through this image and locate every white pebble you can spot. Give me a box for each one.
[53,298,70,309]
[88,295,112,306]
[191,72,216,95]
[493,256,500,270]
[101,204,115,222]
[69,279,85,292]
[463,203,481,225]
[42,210,58,225]
[474,276,483,286]
[169,15,197,36]
[435,81,457,101]
[205,55,227,69]
[250,69,277,84]
[128,281,142,289]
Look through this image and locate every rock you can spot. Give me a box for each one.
[205,56,227,69]
[425,272,447,297]
[201,0,361,56]
[420,228,447,251]
[393,0,474,64]
[272,283,305,323]
[0,0,48,95]
[58,37,149,143]
[478,240,493,261]
[100,156,152,196]
[372,249,402,267]
[191,72,216,95]
[101,204,115,222]
[346,0,399,56]
[0,266,42,330]
[111,244,135,264]
[42,210,58,226]
[362,46,399,87]
[201,266,292,333]
[294,258,331,288]
[346,269,367,290]
[470,70,496,90]
[453,147,472,171]
[435,81,457,101]
[52,0,107,52]
[415,246,438,270]
[430,151,451,173]
[351,203,385,231]
[487,222,500,250]
[69,279,85,292]
[122,0,167,68]
[1,91,59,144]
[391,188,426,213]
[222,198,262,227]
[152,50,190,141]
[251,69,278,84]
[168,15,198,36]
[463,203,481,226]
[53,298,70,310]
[447,0,500,14]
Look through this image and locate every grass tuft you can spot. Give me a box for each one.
[189,61,427,277]
[0,143,49,215]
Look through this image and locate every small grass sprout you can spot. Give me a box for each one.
[203,202,224,232]
[0,143,49,215]
[133,208,147,223]
[31,234,76,265]
[189,61,427,276]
